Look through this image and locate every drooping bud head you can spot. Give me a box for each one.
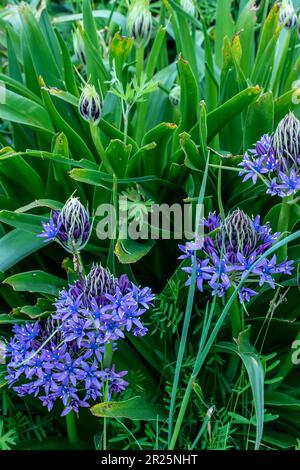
[79,84,102,126]
[272,111,300,164]
[279,0,298,30]
[127,0,152,48]
[169,85,181,107]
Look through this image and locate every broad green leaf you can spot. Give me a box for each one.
[0,151,45,201]
[180,132,203,171]
[177,55,198,134]
[0,88,54,134]
[105,139,132,178]
[0,211,44,234]
[109,33,134,79]
[0,314,24,325]
[252,3,279,82]
[142,122,177,176]
[115,238,155,264]
[236,1,257,75]
[215,0,234,68]
[0,229,45,272]
[193,86,261,142]
[90,396,167,421]
[265,391,300,409]
[20,298,54,319]
[4,271,66,296]
[274,87,300,125]
[19,4,63,88]
[264,203,300,232]
[219,328,265,450]
[243,91,274,150]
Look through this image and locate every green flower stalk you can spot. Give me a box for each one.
[127,0,152,49]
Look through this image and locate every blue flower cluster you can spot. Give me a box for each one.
[5,265,154,415]
[239,112,300,198]
[179,209,293,303]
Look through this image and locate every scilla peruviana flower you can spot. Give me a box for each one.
[38,197,91,253]
[127,0,152,48]
[5,318,128,416]
[78,84,102,126]
[180,209,293,303]
[239,112,300,197]
[5,265,154,415]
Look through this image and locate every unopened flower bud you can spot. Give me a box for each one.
[223,209,257,255]
[0,339,7,364]
[279,0,298,30]
[127,0,152,48]
[79,84,102,126]
[272,111,300,163]
[169,85,181,107]
[85,263,117,302]
[55,197,91,253]
[73,26,86,65]
[180,0,195,17]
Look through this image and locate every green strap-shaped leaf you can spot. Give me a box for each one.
[0,211,45,234]
[4,271,66,296]
[105,139,132,178]
[0,88,54,134]
[0,229,45,272]
[218,328,265,450]
[19,4,63,88]
[190,86,261,143]
[115,238,155,264]
[243,91,274,150]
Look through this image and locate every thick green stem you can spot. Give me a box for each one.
[102,341,113,450]
[135,46,145,144]
[135,46,144,84]
[226,287,242,383]
[72,246,85,279]
[277,196,292,262]
[228,286,242,339]
[65,411,79,448]
[103,341,113,369]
